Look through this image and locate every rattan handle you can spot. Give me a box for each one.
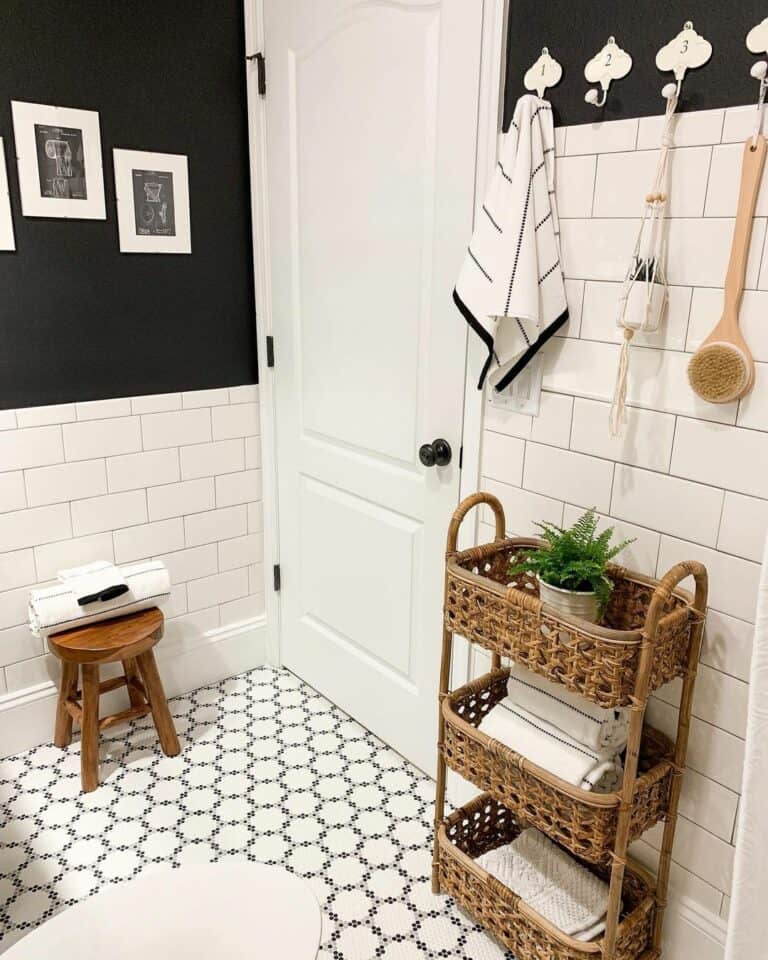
[446,492,506,554]
[648,560,709,630]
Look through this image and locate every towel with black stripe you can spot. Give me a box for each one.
[453,94,568,394]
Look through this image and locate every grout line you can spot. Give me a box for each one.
[668,416,679,474]
[589,153,599,218]
[636,835,732,897]
[717,110,726,145]
[713,487,728,552]
[700,145,715,218]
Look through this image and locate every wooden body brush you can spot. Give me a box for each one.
[688,135,767,403]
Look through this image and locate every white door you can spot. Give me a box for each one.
[264,0,483,773]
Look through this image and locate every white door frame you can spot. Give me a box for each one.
[244,1,281,665]
[243,0,508,671]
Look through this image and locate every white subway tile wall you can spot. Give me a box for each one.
[0,386,265,694]
[478,105,768,921]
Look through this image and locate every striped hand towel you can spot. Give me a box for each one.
[507,662,631,753]
[29,560,171,640]
[478,696,623,793]
[454,93,568,394]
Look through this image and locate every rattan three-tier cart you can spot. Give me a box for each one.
[432,492,708,960]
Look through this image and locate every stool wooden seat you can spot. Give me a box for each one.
[48,608,180,792]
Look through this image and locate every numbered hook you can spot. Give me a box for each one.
[523,47,563,100]
[584,37,632,108]
[656,21,712,103]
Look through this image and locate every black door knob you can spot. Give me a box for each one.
[419,438,452,468]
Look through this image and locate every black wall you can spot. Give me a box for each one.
[505,1,768,129]
[0,1,257,410]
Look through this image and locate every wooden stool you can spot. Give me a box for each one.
[48,608,181,792]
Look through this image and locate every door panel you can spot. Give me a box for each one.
[265,0,483,772]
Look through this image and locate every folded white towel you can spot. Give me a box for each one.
[478,697,623,793]
[507,662,631,753]
[477,828,612,941]
[57,560,129,606]
[29,560,171,639]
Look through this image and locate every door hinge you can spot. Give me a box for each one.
[266,335,275,368]
[459,445,463,470]
[273,563,281,592]
[256,52,266,96]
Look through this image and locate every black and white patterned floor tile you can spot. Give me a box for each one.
[0,667,513,959]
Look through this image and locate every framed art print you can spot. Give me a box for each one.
[113,149,191,254]
[0,138,15,251]
[11,101,106,219]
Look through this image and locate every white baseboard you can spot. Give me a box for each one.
[662,896,727,959]
[0,616,267,759]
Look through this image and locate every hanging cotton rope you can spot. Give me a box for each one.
[609,92,678,436]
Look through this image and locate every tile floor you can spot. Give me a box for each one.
[0,666,512,958]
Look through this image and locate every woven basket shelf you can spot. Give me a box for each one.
[436,793,657,960]
[442,667,675,865]
[445,537,699,709]
[433,492,709,960]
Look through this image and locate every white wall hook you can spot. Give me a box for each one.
[747,18,768,56]
[661,82,679,101]
[656,21,712,101]
[584,37,632,108]
[523,47,563,100]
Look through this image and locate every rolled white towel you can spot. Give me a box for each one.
[478,697,623,793]
[477,827,614,941]
[29,560,171,640]
[57,560,129,606]
[507,662,631,753]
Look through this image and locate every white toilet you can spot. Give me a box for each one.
[5,863,322,959]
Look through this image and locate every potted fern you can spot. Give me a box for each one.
[509,509,633,623]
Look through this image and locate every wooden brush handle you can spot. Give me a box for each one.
[724,136,767,318]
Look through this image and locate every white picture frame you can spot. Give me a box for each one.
[11,100,106,219]
[0,138,15,251]
[113,149,191,254]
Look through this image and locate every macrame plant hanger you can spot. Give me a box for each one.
[609,21,712,435]
[608,91,675,436]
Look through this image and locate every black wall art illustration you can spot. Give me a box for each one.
[0,0,257,410]
[132,169,175,237]
[34,123,87,200]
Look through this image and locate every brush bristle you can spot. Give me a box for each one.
[687,343,749,403]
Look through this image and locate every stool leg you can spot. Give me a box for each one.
[136,649,181,757]
[54,661,78,748]
[123,657,147,710]
[80,664,101,792]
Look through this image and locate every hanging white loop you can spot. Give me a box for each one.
[750,61,768,148]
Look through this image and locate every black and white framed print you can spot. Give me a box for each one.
[113,149,191,254]
[0,138,15,251]
[11,101,106,219]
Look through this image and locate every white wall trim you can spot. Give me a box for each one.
[458,0,508,552]
[0,615,267,759]
[451,0,509,695]
[244,0,280,668]
[674,896,728,948]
